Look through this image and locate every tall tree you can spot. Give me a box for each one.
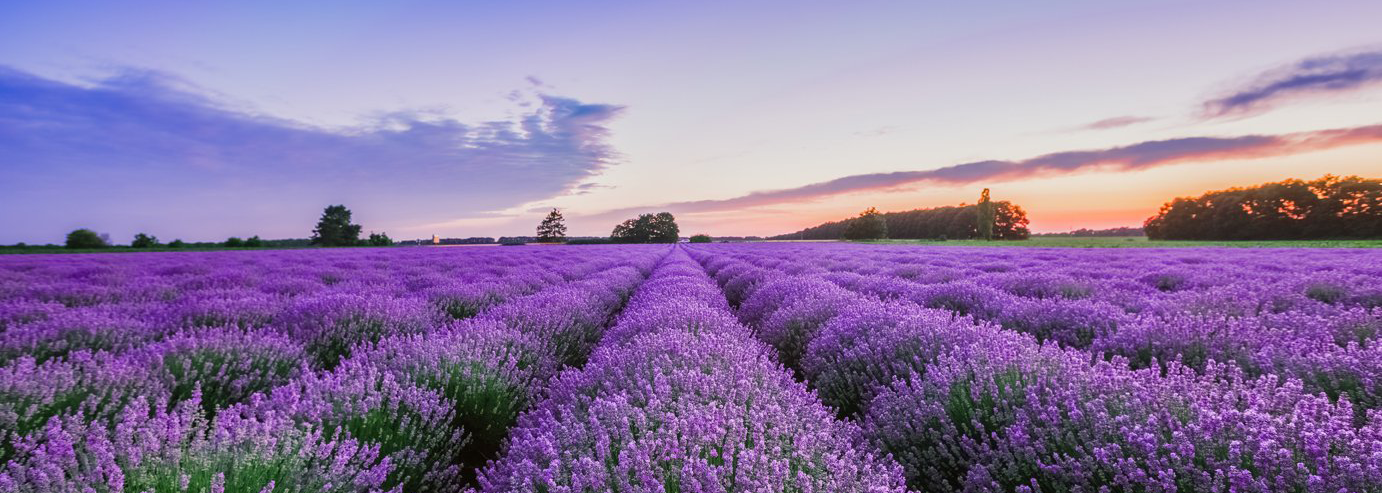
[311,204,363,246]
[536,208,568,242]
[976,188,996,240]
[843,207,888,240]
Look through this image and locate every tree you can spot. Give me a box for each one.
[168,239,185,249]
[368,232,393,246]
[611,212,680,243]
[131,233,159,248]
[992,201,1031,240]
[311,205,363,246]
[536,208,568,242]
[65,229,107,249]
[976,188,996,240]
[689,234,712,243]
[244,236,263,247]
[224,237,244,247]
[843,207,888,240]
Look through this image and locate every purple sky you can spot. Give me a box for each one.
[3,0,1382,243]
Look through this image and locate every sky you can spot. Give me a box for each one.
[3,0,1382,243]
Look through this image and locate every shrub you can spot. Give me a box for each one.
[689,234,712,243]
[343,321,542,479]
[746,278,863,371]
[478,267,643,368]
[2,396,397,493]
[992,297,1125,348]
[0,351,168,462]
[802,301,1008,416]
[250,366,468,492]
[243,235,263,247]
[864,345,1382,492]
[367,232,393,246]
[223,237,244,247]
[0,307,164,365]
[278,293,440,369]
[132,329,307,417]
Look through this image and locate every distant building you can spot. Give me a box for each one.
[432,235,440,245]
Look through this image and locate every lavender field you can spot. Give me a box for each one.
[2,243,1381,492]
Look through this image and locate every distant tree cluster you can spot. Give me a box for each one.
[689,234,712,243]
[976,188,996,240]
[775,201,1030,240]
[1035,227,1145,237]
[1144,175,1382,240]
[611,212,680,243]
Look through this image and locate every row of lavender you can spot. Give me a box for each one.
[0,246,666,492]
[697,244,1382,411]
[478,248,906,491]
[686,243,1382,492]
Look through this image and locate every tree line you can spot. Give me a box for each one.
[772,196,1031,240]
[1144,175,1382,240]
[40,205,394,250]
[1033,227,1145,237]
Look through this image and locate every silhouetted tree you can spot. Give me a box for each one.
[1144,175,1382,240]
[976,188,996,240]
[311,205,363,246]
[224,237,244,247]
[689,234,712,243]
[168,239,185,249]
[536,208,568,242]
[131,233,159,248]
[844,207,889,240]
[66,229,107,249]
[993,202,1031,240]
[611,212,680,243]
[244,235,263,247]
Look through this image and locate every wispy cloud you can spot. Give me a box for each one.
[593,123,1382,218]
[1203,48,1382,118]
[1078,115,1154,130]
[0,66,625,240]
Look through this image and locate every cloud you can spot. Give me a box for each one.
[1079,115,1154,130]
[1203,48,1382,117]
[0,66,624,241]
[592,122,1382,219]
